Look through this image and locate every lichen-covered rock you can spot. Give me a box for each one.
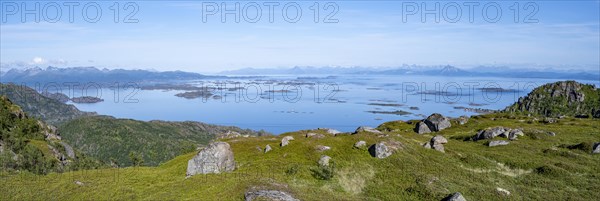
[423,135,448,153]
[186,142,235,176]
[369,142,391,158]
[473,126,510,141]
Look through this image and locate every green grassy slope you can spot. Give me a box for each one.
[58,116,264,166]
[2,113,598,200]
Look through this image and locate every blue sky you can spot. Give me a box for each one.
[1,0,599,73]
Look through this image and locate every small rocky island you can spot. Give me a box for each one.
[71,96,104,103]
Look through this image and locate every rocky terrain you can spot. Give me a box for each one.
[505,81,600,117]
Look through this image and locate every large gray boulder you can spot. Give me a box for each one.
[424,113,451,131]
[318,155,332,167]
[245,190,299,201]
[354,126,383,134]
[508,129,524,140]
[369,142,393,159]
[593,142,600,154]
[354,140,367,149]
[443,192,467,201]
[186,142,235,176]
[415,121,432,134]
[60,141,76,159]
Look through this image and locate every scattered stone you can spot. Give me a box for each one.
[74,181,84,186]
[186,142,235,176]
[443,192,467,201]
[306,133,316,138]
[496,187,510,196]
[281,136,294,147]
[318,128,342,135]
[318,155,331,167]
[508,129,524,140]
[244,190,299,201]
[423,135,448,153]
[354,126,383,134]
[264,145,272,153]
[473,126,511,141]
[457,116,469,125]
[424,113,452,131]
[547,132,556,137]
[489,140,510,147]
[415,121,432,134]
[369,142,393,159]
[306,133,325,139]
[315,145,331,152]
[354,141,367,148]
[592,142,600,154]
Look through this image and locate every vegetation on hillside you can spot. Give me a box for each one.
[505,81,600,118]
[58,116,266,166]
[0,83,95,125]
[0,96,101,174]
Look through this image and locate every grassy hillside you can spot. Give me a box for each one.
[58,116,266,166]
[0,83,94,125]
[2,113,598,200]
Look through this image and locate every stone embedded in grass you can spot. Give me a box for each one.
[281,136,294,147]
[306,133,316,138]
[306,132,325,139]
[489,140,510,147]
[318,155,332,167]
[443,192,467,201]
[593,142,600,154]
[315,145,331,152]
[244,190,299,201]
[186,142,235,176]
[264,145,272,153]
[508,129,524,140]
[354,141,366,148]
[74,181,84,186]
[496,187,511,196]
[353,126,383,134]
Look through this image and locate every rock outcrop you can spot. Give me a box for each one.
[186,142,235,176]
[505,81,600,117]
[415,122,432,134]
[244,190,299,201]
[306,132,325,139]
[318,128,342,135]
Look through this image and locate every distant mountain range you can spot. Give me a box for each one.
[221,65,599,80]
[0,66,216,84]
